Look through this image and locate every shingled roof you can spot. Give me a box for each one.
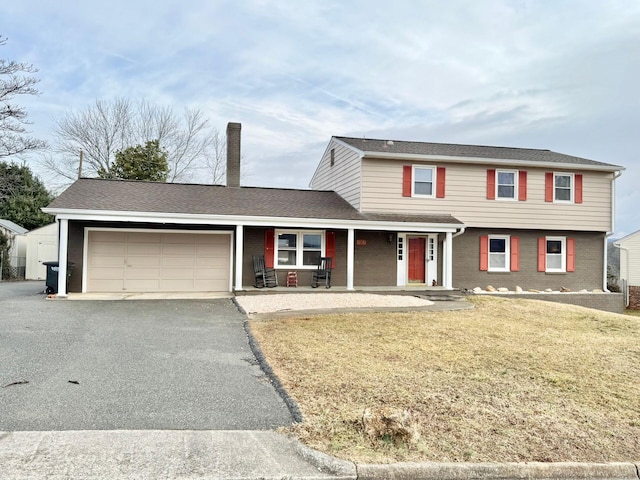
[335,136,622,169]
[46,178,462,226]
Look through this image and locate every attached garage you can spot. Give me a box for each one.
[85,229,232,293]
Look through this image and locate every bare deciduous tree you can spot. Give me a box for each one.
[47,97,225,183]
[0,36,47,158]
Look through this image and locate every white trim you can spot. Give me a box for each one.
[553,172,574,204]
[362,151,625,172]
[444,231,453,289]
[234,226,243,291]
[347,228,354,290]
[43,209,464,233]
[396,233,407,286]
[488,234,511,272]
[411,165,436,198]
[57,219,69,298]
[545,236,566,273]
[274,229,324,270]
[495,169,518,201]
[82,227,234,293]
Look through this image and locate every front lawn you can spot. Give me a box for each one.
[249,296,640,463]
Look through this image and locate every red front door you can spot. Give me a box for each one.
[408,237,426,283]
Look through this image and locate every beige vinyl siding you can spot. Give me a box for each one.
[361,159,613,231]
[310,139,361,209]
[617,232,640,285]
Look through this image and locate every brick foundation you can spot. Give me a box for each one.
[628,286,640,310]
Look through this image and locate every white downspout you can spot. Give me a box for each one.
[605,171,622,292]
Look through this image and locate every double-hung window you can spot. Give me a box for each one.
[554,174,573,202]
[412,166,435,197]
[496,170,517,200]
[276,231,323,268]
[545,237,566,272]
[488,235,510,272]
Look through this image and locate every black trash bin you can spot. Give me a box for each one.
[43,261,74,294]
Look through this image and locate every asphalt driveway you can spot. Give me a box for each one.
[0,281,293,431]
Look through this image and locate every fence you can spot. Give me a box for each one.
[0,256,26,280]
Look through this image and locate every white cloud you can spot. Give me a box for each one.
[2,0,640,233]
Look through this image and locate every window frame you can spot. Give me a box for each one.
[275,230,325,269]
[495,169,518,201]
[411,165,436,198]
[488,235,510,272]
[545,236,566,272]
[554,173,574,203]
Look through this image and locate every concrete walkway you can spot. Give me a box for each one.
[2,430,638,480]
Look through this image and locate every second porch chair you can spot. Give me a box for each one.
[311,257,332,289]
[253,255,278,288]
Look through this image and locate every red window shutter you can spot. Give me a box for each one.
[486,169,496,200]
[537,237,546,272]
[436,167,446,198]
[326,231,336,268]
[479,235,489,271]
[510,236,520,271]
[545,172,554,202]
[264,229,275,268]
[575,174,583,204]
[518,171,527,201]
[567,238,576,272]
[402,166,412,197]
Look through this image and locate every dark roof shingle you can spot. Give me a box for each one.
[335,136,622,169]
[47,178,463,226]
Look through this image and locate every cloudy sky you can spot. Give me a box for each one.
[3,0,639,236]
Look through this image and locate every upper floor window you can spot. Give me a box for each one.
[496,170,517,200]
[276,230,323,268]
[413,166,435,197]
[554,173,573,202]
[546,172,582,203]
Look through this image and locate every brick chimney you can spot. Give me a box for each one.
[226,122,241,187]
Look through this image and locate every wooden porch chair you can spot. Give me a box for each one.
[253,255,278,288]
[311,257,332,289]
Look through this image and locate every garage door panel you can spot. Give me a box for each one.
[195,269,228,280]
[195,279,227,291]
[163,233,197,244]
[127,232,161,244]
[126,268,161,279]
[90,242,126,255]
[126,279,160,291]
[127,244,162,255]
[90,255,125,267]
[127,255,162,267]
[161,268,197,280]
[162,256,196,267]
[91,231,126,243]
[87,231,230,293]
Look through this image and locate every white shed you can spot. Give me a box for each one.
[0,219,29,279]
[25,223,58,280]
[614,230,640,308]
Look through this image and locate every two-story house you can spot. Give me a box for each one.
[310,137,624,292]
[43,123,622,296]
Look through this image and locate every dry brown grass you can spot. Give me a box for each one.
[249,296,640,463]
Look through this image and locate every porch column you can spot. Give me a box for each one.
[347,228,355,290]
[444,231,453,289]
[234,225,244,291]
[57,219,69,297]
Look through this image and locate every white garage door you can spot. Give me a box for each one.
[86,230,231,292]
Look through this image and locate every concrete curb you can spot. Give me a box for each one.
[291,438,357,479]
[356,461,640,480]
